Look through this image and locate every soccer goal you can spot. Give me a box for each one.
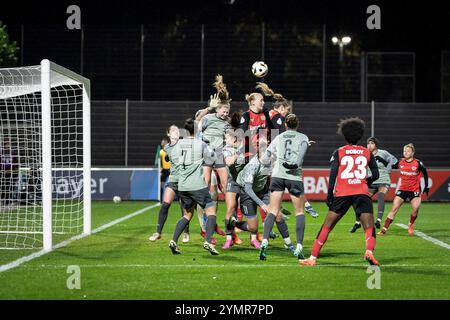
[0,59,91,251]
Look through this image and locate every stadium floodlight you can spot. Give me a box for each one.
[0,59,91,251]
[331,35,352,62]
[342,36,352,45]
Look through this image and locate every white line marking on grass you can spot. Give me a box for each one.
[16,263,450,269]
[0,203,161,274]
[396,224,450,250]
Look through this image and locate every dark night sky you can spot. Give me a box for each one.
[2,0,450,101]
[3,0,449,51]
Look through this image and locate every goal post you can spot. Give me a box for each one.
[0,59,91,251]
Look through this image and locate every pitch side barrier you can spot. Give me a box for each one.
[215,168,450,202]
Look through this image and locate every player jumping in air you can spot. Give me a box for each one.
[378,143,429,236]
[240,86,278,240]
[299,117,380,267]
[149,125,189,243]
[259,113,310,260]
[349,136,397,232]
[258,82,319,219]
[168,118,219,255]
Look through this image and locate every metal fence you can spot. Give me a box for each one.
[442,51,450,102]
[89,100,450,168]
[9,23,418,102]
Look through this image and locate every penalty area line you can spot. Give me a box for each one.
[396,223,450,250]
[0,203,161,274]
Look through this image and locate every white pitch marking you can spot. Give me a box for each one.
[16,263,450,269]
[396,223,450,250]
[0,203,161,273]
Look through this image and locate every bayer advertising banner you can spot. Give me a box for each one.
[51,168,160,200]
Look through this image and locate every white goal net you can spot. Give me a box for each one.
[0,60,91,251]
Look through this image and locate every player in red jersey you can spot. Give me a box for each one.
[378,143,429,236]
[239,87,277,240]
[299,117,380,267]
[239,89,274,159]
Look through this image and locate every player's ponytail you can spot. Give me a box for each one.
[256,82,284,101]
[213,74,231,106]
[256,82,291,110]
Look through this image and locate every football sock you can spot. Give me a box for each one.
[156,201,170,234]
[311,224,331,258]
[180,205,189,233]
[365,227,376,251]
[237,206,243,222]
[172,217,189,242]
[224,219,233,235]
[410,214,418,225]
[205,215,217,243]
[296,215,306,245]
[377,193,386,221]
[384,217,393,230]
[262,213,276,241]
[250,233,257,241]
[259,207,267,223]
[276,220,290,239]
[197,205,206,232]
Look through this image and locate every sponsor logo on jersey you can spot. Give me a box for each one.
[400,170,418,176]
[345,149,364,155]
[348,178,362,184]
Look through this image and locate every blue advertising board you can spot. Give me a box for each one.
[50,168,160,200]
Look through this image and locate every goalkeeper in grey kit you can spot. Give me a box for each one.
[350,136,398,232]
[169,118,220,255]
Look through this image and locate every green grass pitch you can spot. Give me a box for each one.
[0,200,449,299]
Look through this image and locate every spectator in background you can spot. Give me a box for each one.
[1,139,18,205]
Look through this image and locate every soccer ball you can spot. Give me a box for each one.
[252,61,268,78]
[113,196,121,204]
